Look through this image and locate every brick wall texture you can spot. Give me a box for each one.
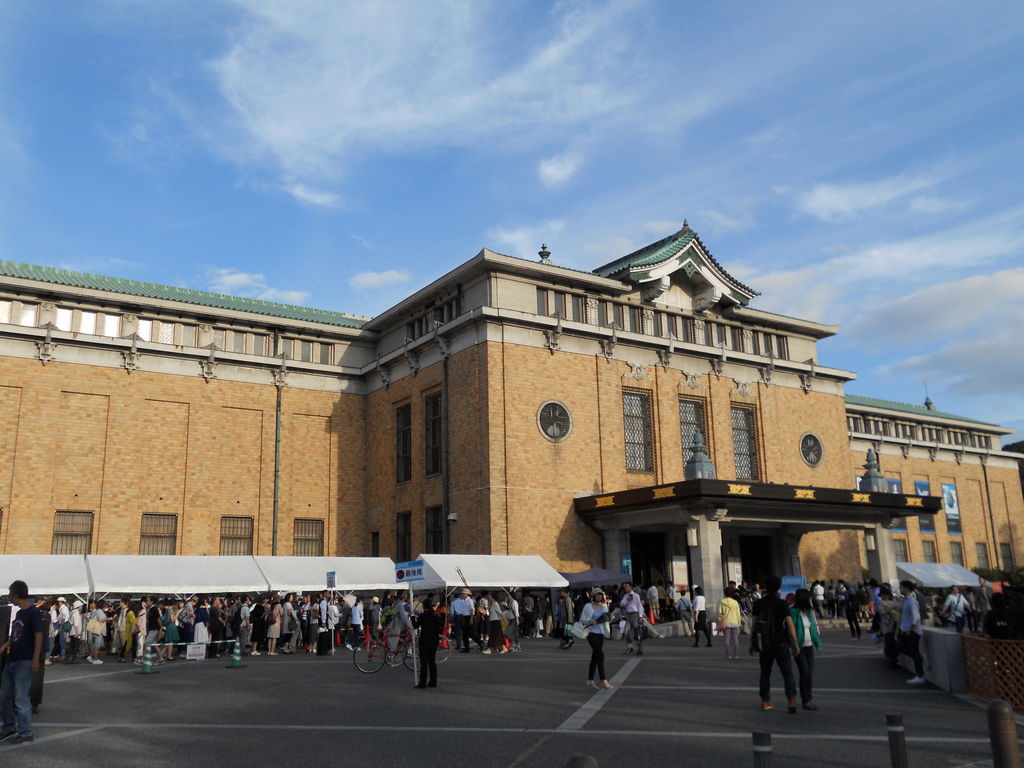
[0,341,1021,583]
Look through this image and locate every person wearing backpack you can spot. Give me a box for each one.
[749,575,799,713]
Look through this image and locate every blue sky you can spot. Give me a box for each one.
[2,2,1022,441]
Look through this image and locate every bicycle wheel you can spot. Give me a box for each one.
[353,640,386,673]
[436,641,451,665]
[402,642,416,671]
[385,640,405,667]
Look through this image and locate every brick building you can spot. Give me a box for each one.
[0,221,1020,603]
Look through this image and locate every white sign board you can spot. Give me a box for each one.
[395,560,425,582]
[186,643,205,661]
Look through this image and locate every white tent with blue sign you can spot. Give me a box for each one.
[413,554,568,592]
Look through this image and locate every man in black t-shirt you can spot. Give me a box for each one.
[1,580,43,744]
[749,575,799,713]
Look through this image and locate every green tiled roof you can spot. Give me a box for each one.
[0,260,371,329]
[592,223,758,298]
[844,394,999,428]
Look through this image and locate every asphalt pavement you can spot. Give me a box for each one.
[3,629,1021,767]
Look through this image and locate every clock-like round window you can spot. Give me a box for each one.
[538,401,572,442]
[800,433,824,467]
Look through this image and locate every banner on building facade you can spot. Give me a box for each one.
[915,481,935,532]
[942,483,962,534]
[888,479,906,530]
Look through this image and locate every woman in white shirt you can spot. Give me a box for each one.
[579,590,613,690]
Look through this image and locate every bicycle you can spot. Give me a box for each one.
[352,626,451,673]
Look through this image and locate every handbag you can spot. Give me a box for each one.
[86,618,104,635]
[569,621,588,640]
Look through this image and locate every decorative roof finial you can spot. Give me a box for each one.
[538,243,551,264]
[684,429,717,480]
[924,396,934,411]
[860,448,888,493]
[682,219,689,229]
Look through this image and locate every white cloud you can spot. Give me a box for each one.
[908,196,969,214]
[284,182,341,208]
[205,267,310,303]
[538,152,583,186]
[487,220,565,261]
[642,220,680,235]
[583,235,637,261]
[697,209,754,234]
[348,269,412,291]
[848,267,1024,343]
[797,173,939,221]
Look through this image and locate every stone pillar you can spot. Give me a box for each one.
[866,523,898,587]
[689,512,725,608]
[774,529,803,578]
[603,528,629,575]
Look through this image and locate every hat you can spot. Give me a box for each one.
[73,600,84,609]
[460,588,471,595]
[371,596,380,604]
[57,596,67,603]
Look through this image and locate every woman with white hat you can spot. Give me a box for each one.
[579,590,613,690]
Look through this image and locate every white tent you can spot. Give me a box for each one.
[414,554,568,592]
[88,555,271,596]
[896,561,980,588]
[253,556,398,592]
[0,554,91,597]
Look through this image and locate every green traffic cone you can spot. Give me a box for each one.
[136,643,159,675]
[226,638,246,669]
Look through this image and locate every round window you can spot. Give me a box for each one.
[800,433,824,466]
[537,401,572,442]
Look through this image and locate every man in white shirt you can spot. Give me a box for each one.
[899,581,925,684]
[450,588,470,652]
[619,583,644,656]
[942,586,968,634]
[646,584,660,622]
[55,597,70,661]
[812,582,825,619]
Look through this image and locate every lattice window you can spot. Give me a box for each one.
[894,539,909,562]
[424,394,443,476]
[396,404,412,483]
[424,506,444,554]
[731,406,760,481]
[293,518,324,557]
[52,511,93,554]
[679,398,709,467]
[139,513,177,555]
[976,542,990,569]
[922,540,937,563]
[395,512,412,562]
[623,389,654,472]
[950,541,964,566]
[219,516,254,556]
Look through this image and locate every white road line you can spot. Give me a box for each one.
[28,723,1022,744]
[0,725,107,751]
[623,686,943,694]
[557,658,641,732]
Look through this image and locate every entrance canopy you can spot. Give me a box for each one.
[88,555,271,595]
[415,554,568,591]
[254,556,397,593]
[0,555,90,596]
[575,477,941,530]
[897,562,980,588]
[560,567,631,589]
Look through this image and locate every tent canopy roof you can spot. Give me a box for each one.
[415,554,568,591]
[896,561,981,588]
[559,567,631,589]
[88,555,271,595]
[253,556,397,592]
[0,555,90,596]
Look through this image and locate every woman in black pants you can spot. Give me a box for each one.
[579,591,613,690]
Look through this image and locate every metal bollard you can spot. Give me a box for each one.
[987,699,1022,768]
[752,731,772,768]
[886,714,908,768]
[225,638,247,669]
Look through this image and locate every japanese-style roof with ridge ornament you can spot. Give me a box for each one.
[844,394,1002,429]
[592,221,759,305]
[0,260,371,329]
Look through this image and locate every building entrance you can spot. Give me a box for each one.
[628,531,667,588]
[739,535,773,586]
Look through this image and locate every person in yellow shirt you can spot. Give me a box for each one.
[119,600,138,664]
[718,588,743,660]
